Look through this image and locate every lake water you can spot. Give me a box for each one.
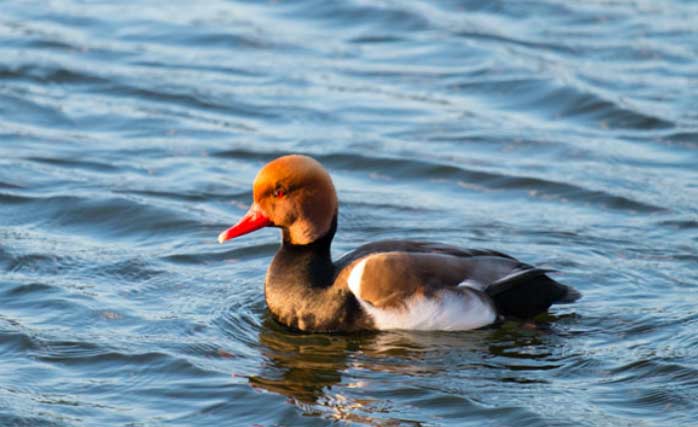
[1,1,697,426]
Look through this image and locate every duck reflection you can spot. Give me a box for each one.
[249,314,570,421]
[249,316,358,404]
[250,316,444,424]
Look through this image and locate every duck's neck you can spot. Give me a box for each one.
[265,216,354,331]
[273,220,336,289]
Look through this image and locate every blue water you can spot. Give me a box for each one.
[1,1,697,425]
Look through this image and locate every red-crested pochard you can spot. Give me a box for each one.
[218,155,580,332]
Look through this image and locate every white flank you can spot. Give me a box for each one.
[347,258,497,331]
[347,258,368,297]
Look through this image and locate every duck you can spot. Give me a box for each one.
[218,154,581,333]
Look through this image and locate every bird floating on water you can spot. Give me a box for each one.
[218,155,580,332]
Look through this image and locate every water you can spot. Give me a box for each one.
[1,0,697,425]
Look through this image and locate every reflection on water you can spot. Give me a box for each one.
[252,317,351,405]
[250,316,581,424]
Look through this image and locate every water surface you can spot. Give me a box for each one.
[1,0,697,426]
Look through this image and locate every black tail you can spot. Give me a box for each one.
[485,268,581,319]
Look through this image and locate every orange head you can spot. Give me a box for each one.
[217,155,338,246]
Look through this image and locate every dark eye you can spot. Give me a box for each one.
[273,188,285,198]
